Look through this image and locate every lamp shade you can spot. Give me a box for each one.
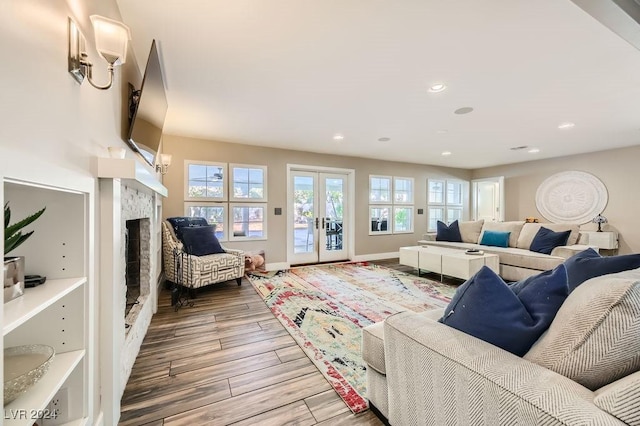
[90,15,131,66]
[159,153,172,167]
[592,214,608,224]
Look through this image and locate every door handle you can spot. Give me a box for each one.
[315,217,319,229]
[322,217,326,229]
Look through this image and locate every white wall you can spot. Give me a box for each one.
[472,145,640,254]
[2,0,157,422]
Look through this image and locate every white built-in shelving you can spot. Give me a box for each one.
[1,159,95,426]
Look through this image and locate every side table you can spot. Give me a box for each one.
[579,231,619,251]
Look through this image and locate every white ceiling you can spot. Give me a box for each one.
[116,0,640,169]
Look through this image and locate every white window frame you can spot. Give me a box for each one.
[369,175,393,204]
[369,205,392,235]
[184,160,228,201]
[369,175,414,235]
[184,202,228,241]
[393,206,414,234]
[427,178,467,232]
[393,177,414,204]
[229,163,268,202]
[229,202,268,241]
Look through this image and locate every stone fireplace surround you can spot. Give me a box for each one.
[96,157,167,425]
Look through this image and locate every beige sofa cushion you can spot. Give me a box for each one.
[517,223,580,249]
[478,221,525,248]
[362,321,386,374]
[362,309,445,376]
[524,268,640,390]
[594,370,640,425]
[459,219,484,243]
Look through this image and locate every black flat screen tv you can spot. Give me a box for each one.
[127,39,167,166]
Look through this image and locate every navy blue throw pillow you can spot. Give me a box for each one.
[436,220,463,242]
[167,216,209,241]
[564,248,640,292]
[529,227,571,255]
[180,225,225,256]
[479,230,510,248]
[440,264,568,356]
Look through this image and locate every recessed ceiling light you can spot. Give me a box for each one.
[436,130,448,134]
[558,122,575,130]
[428,83,447,93]
[528,148,540,153]
[454,107,474,115]
[378,137,391,142]
[333,134,345,140]
[441,151,452,156]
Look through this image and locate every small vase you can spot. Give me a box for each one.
[4,256,25,303]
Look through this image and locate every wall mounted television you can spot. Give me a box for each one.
[127,39,167,167]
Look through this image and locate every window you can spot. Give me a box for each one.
[369,176,392,203]
[185,161,226,201]
[369,175,414,235]
[229,203,266,241]
[184,203,227,241]
[427,179,467,232]
[394,206,414,233]
[185,161,268,241]
[394,177,414,204]
[230,164,267,201]
[369,206,392,235]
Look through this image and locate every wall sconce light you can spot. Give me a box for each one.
[68,16,131,90]
[156,154,172,175]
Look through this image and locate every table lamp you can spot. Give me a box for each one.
[592,214,607,232]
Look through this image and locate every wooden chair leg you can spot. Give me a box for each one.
[236,277,242,286]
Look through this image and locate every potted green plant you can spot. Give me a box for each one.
[4,203,45,303]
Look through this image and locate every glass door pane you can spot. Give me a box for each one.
[293,174,315,255]
[290,170,349,265]
[319,173,348,262]
[324,177,344,252]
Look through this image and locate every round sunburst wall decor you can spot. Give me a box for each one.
[535,171,608,224]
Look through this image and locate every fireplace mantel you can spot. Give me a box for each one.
[94,157,168,197]
[97,167,164,425]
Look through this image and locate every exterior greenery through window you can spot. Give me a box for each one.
[185,161,267,241]
[230,164,267,201]
[427,179,465,232]
[369,175,414,234]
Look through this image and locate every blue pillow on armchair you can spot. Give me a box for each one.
[180,225,225,256]
[436,220,463,242]
[440,264,569,356]
[167,216,209,241]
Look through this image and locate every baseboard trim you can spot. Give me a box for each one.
[352,252,399,262]
[266,254,398,271]
[265,262,290,271]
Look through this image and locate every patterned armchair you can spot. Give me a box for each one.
[162,219,245,290]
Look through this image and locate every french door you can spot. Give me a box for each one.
[290,170,349,265]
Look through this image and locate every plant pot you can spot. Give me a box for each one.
[4,256,25,303]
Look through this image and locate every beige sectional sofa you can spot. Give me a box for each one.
[363,268,640,425]
[419,220,591,281]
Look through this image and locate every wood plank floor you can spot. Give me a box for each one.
[120,260,420,425]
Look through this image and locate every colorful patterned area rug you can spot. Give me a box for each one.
[246,262,457,413]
